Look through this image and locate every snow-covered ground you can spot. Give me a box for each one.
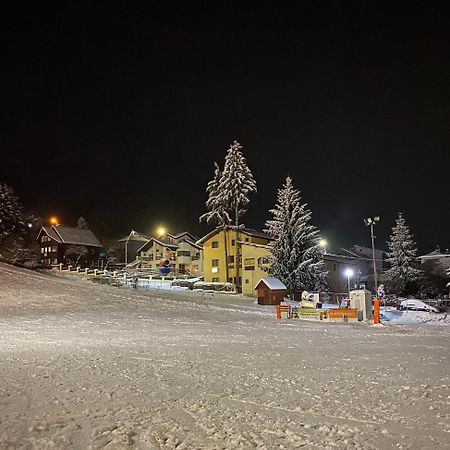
[0,263,449,449]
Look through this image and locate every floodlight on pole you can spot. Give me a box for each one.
[364,216,381,323]
[319,238,328,254]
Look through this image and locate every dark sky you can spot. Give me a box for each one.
[1,2,448,252]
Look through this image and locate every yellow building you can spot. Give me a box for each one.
[240,241,271,296]
[197,227,272,296]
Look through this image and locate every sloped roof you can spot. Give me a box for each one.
[137,238,179,253]
[196,227,272,245]
[118,230,150,242]
[168,231,198,241]
[254,277,287,291]
[39,226,62,243]
[38,226,102,247]
[53,226,102,247]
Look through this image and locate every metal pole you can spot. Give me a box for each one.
[370,223,378,294]
[347,275,351,298]
[125,236,128,265]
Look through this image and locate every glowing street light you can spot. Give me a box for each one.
[157,226,166,238]
[319,238,327,254]
[49,216,60,226]
[344,268,354,298]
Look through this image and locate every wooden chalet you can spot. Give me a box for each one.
[37,226,103,267]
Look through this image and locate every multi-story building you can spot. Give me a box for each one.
[136,231,203,275]
[37,226,103,266]
[197,227,272,291]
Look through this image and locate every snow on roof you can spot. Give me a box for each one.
[118,230,150,242]
[39,226,63,243]
[137,238,179,253]
[254,277,287,291]
[53,226,102,247]
[197,227,272,245]
[168,231,198,241]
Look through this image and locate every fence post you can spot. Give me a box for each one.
[85,268,88,275]
[59,263,63,271]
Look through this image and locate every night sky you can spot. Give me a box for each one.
[2,2,448,252]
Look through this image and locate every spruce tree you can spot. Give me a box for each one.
[218,140,257,290]
[199,163,231,226]
[217,140,257,227]
[0,183,23,243]
[385,213,423,295]
[77,216,89,230]
[265,177,326,294]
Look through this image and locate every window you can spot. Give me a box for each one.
[258,256,271,265]
[245,279,249,284]
[212,277,219,283]
[245,237,249,242]
[195,252,201,260]
[212,241,219,248]
[41,247,44,254]
[177,251,191,257]
[231,239,235,246]
[227,255,234,264]
[51,246,58,253]
[212,259,219,267]
[53,259,58,264]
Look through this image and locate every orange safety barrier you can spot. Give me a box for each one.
[373,299,380,324]
[276,305,281,319]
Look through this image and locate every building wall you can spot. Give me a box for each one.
[202,229,271,291]
[323,256,360,293]
[241,244,271,296]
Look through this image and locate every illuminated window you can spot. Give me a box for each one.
[212,277,219,282]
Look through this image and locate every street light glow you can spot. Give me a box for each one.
[319,239,327,247]
[157,226,166,237]
[49,216,59,226]
[345,268,354,278]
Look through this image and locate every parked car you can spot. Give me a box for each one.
[399,299,439,313]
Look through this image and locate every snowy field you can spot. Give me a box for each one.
[0,263,449,449]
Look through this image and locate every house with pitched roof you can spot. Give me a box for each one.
[136,231,203,275]
[37,226,103,266]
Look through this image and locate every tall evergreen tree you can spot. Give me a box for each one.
[77,216,89,230]
[218,140,257,291]
[199,163,231,226]
[384,213,423,294]
[217,140,257,227]
[0,183,23,243]
[265,177,326,293]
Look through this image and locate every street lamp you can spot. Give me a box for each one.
[344,268,354,298]
[157,226,166,238]
[49,216,60,226]
[319,238,328,254]
[364,216,380,323]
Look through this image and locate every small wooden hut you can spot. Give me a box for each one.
[254,278,287,305]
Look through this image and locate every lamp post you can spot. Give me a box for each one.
[364,216,380,323]
[345,268,354,299]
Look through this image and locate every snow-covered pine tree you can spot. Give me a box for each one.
[217,140,257,228]
[265,177,326,294]
[384,213,423,295]
[217,140,257,290]
[0,183,24,243]
[199,163,231,226]
[77,216,89,230]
